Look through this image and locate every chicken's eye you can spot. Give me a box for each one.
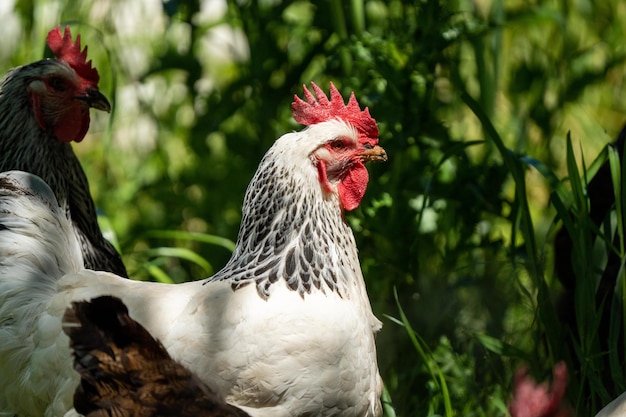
[330,140,346,150]
[48,77,68,92]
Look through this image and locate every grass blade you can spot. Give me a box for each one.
[145,230,236,253]
[141,246,213,275]
[390,288,453,417]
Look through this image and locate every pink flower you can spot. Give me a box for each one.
[508,362,575,417]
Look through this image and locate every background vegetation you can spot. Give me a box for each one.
[2,0,626,415]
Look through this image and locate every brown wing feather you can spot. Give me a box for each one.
[63,296,251,417]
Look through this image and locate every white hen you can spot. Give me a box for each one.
[596,391,626,417]
[0,83,386,417]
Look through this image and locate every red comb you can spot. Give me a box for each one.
[292,82,378,144]
[46,26,100,88]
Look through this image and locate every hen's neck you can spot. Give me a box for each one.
[210,146,363,299]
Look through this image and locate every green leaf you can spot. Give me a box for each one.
[145,230,236,253]
[473,333,528,359]
[141,246,213,275]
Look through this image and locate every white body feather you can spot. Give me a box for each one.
[596,391,626,417]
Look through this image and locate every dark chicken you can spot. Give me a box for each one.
[0,25,127,276]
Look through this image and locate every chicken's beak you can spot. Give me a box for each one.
[360,145,387,163]
[75,88,111,113]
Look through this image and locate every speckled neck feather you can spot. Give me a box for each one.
[208,146,361,299]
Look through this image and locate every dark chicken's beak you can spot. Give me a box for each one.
[360,145,387,163]
[75,88,111,113]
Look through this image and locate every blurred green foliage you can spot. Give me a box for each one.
[3,0,626,415]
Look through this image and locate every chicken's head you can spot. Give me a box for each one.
[26,26,110,143]
[292,82,386,211]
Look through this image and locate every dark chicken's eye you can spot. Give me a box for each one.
[48,77,67,92]
[330,140,346,150]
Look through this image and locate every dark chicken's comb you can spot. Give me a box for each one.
[292,82,379,143]
[46,26,100,87]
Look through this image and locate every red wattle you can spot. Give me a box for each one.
[316,160,332,193]
[338,162,369,211]
[54,106,90,143]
